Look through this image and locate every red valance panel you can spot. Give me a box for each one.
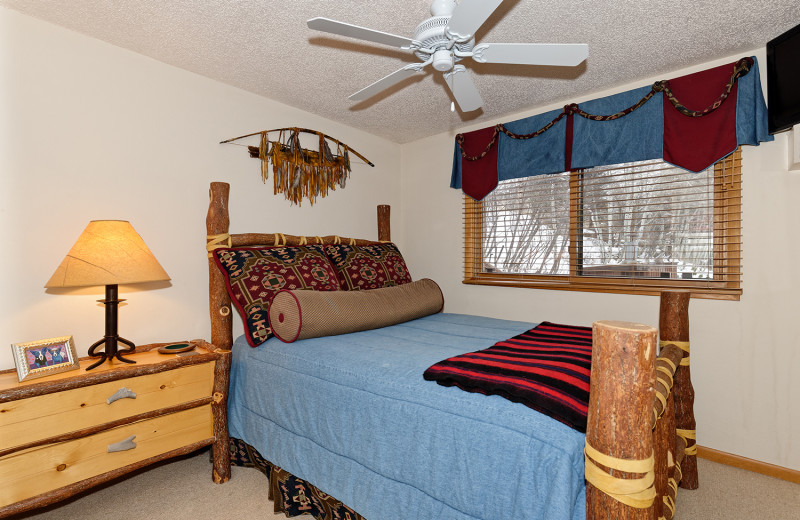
[451,57,772,201]
[458,126,499,201]
[662,61,740,172]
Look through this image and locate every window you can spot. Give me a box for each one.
[463,149,742,300]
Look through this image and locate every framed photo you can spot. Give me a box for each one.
[11,336,80,382]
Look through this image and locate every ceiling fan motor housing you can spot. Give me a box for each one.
[413,15,475,67]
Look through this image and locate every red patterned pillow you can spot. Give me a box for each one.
[324,243,412,290]
[213,245,340,347]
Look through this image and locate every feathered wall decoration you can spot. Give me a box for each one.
[221,127,374,206]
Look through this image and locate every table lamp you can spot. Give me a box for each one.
[45,220,171,370]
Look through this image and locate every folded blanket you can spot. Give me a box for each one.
[423,321,592,432]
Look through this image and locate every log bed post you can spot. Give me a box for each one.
[652,347,682,519]
[378,205,391,242]
[659,291,697,490]
[207,182,233,350]
[586,321,657,520]
[208,342,232,484]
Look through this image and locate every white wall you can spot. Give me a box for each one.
[0,7,402,368]
[400,49,800,472]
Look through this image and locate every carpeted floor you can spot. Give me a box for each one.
[12,449,800,519]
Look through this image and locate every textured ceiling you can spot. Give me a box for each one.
[3,0,799,144]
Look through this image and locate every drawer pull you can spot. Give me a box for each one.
[108,435,137,453]
[107,387,137,404]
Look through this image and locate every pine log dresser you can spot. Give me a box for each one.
[0,340,231,517]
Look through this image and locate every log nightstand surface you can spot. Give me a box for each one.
[0,340,231,518]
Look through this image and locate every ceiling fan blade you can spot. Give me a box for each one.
[446,0,503,40]
[443,65,483,112]
[349,65,424,102]
[472,43,589,66]
[307,17,415,48]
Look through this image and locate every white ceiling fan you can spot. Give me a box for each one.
[307,0,589,112]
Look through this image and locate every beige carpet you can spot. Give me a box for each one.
[13,449,800,519]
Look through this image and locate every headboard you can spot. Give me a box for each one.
[205,181,391,349]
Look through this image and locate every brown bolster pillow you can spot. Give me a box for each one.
[268,278,444,343]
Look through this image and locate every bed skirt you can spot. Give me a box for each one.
[229,437,366,520]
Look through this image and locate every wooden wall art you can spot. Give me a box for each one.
[221,128,374,206]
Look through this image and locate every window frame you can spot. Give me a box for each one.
[463,149,742,300]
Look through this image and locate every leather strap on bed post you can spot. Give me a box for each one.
[206,233,232,257]
[676,429,698,456]
[584,443,656,509]
[660,340,690,366]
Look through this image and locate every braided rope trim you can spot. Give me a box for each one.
[584,442,656,509]
[456,57,754,162]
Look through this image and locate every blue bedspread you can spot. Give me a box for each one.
[227,313,586,520]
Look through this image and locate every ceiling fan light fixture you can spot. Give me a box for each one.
[432,49,454,71]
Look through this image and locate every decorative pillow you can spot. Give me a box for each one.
[213,245,340,347]
[269,278,444,343]
[324,243,412,290]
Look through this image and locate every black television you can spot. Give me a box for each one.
[767,22,800,134]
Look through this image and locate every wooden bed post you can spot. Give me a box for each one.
[586,321,657,520]
[377,204,391,242]
[659,291,697,490]
[209,343,232,484]
[207,182,233,350]
[652,345,683,519]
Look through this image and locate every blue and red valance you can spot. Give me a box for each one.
[451,57,772,201]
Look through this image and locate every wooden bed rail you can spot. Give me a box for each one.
[206,182,391,350]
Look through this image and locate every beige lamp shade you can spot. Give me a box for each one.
[45,220,171,288]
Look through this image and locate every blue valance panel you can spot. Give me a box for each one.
[570,85,663,169]
[498,108,568,181]
[451,57,772,200]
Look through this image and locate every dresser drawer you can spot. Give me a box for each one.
[0,404,212,507]
[0,362,214,451]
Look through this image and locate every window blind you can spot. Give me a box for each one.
[464,149,742,299]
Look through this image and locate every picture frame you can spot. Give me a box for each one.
[11,336,80,382]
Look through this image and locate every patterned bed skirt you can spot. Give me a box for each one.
[229,437,366,520]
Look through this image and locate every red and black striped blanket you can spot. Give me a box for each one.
[423,321,592,432]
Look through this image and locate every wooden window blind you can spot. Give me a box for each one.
[463,148,742,300]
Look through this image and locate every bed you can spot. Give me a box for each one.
[205,182,698,520]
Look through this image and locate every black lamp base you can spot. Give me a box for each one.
[85,284,137,371]
[86,336,136,370]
